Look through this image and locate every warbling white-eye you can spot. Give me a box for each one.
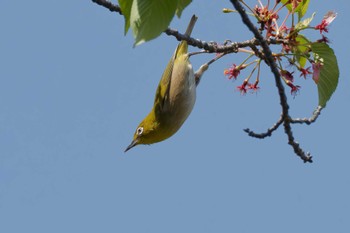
[125,15,207,152]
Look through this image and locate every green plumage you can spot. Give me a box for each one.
[126,15,198,152]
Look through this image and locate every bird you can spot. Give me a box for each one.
[125,15,206,152]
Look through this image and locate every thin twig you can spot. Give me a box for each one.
[194,53,226,86]
[290,106,323,125]
[244,115,284,138]
[92,0,122,14]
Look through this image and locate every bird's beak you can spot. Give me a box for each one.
[125,139,138,152]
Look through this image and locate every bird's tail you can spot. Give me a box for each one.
[175,15,197,57]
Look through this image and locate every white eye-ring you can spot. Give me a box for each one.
[136,127,144,135]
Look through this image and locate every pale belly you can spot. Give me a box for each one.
[162,61,196,136]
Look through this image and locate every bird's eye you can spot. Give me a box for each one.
[136,127,144,135]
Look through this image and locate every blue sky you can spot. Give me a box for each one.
[1,1,349,232]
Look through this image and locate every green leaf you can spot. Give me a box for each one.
[311,43,339,107]
[130,0,178,46]
[118,0,133,35]
[280,0,310,22]
[280,0,292,12]
[280,0,303,13]
[176,0,191,18]
[295,12,315,31]
[295,34,310,68]
[298,0,310,20]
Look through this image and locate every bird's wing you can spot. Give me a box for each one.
[152,15,197,117]
[153,41,187,115]
[153,54,174,115]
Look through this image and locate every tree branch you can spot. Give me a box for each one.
[244,105,322,141]
[91,0,286,54]
[230,0,313,163]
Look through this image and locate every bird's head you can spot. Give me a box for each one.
[125,114,164,152]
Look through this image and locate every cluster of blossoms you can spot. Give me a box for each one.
[224,63,260,94]
[223,0,336,96]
